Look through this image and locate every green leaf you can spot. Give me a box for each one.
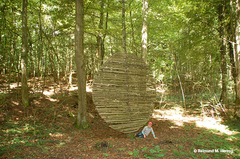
[118,148,125,151]
[150,149,157,153]
[142,147,148,151]
[127,151,133,155]
[103,153,109,156]
[155,145,161,152]
[156,154,165,157]
[133,149,139,157]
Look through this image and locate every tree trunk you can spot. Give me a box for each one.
[141,0,148,63]
[38,0,42,76]
[122,0,127,54]
[96,0,104,66]
[68,48,73,89]
[101,0,109,65]
[173,51,186,109]
[21,0,29,107]
[75,0,87,128]
[219,2,227,105]
[236,0,240,112]
[130,7,137,55]
[228,0,237,101]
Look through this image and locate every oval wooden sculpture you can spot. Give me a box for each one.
[92,52,156,133]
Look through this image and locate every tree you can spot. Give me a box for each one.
[236,0,240,111]
[122,0,126,54]
[141,0,148,63]
[21,0,29,107]
[218,1,227,105]
[227,0,237,102]
[75,0,87,128]
[97,0,104,65]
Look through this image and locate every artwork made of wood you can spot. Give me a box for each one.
[92,52,156,133]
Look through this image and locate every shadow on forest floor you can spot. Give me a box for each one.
[0,83,240,158]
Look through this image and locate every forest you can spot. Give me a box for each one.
[0,0,240,158]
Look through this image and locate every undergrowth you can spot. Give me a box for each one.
[0,120,65,157]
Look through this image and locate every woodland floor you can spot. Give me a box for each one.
[0,76,240,159]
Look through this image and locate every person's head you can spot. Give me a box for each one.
[148,122,152,128]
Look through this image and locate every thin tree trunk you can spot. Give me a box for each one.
[236,0,240,112]
[21,0,29,107]
[8,8,14,93]
[101,0,109,65]
[130,8,137,55]
[228,0,237,101]
[141,0,148,63]
[122,0,127,54]
[75,0,87,128]
[68,49,73,89]
[173,52,186,109]
[99,0,105,65]
[91,37,95,79]
[219,2,228,105]
[42,48,47,94]
[0,8,1,55]
[39,0,45,94]
[17,53,21,97]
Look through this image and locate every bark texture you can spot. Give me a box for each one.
[122,0,126,54]
[236,0,240,106]
[21,0,29,107]
[75,0,87,128]
[141,0,148,64]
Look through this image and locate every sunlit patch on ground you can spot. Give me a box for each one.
[49,132,64,138]
[65,83,92,92]
[68,85,78,91]
[153,108,239,135]
[43,86,55,96]
[10,82,19,89]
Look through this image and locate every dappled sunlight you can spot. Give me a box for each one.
[11,101,19,106]
[153,108,239,135]
[68,84,92,92]
[43,88,60,102]
[86,84,92,92]
[195,118,233,135]
[49,132,64,138]
[43,88,55,96]
[68,85,78,91]
[47,97,58,102]
[156,85,165,93]
[10,82,19,89]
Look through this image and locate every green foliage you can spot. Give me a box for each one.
[118,148,125,151]
[143,145,165,159]
[103,153,109,156]
[127,149,139,158]
[0,120,65,157]
[73,120,89,130]
[127,133,136,140]
[127,151,133,155]
[133,149,139,158]
[142,147,148,152]
[178,145,184,150]
[174,129,240,158]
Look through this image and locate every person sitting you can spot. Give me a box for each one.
[136,122,158,139]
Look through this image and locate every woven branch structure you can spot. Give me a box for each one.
[92,52,156,133]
